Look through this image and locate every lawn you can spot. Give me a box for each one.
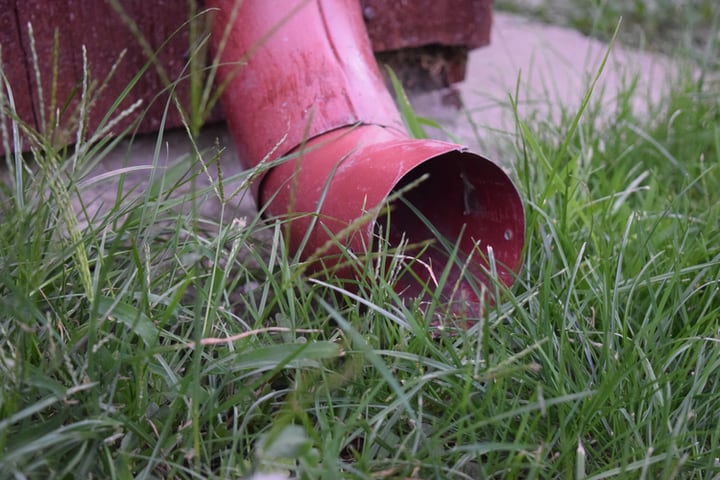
[495,0,718,62]
[1,2,719,479]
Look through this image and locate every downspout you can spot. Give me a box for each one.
[209,0,525,317]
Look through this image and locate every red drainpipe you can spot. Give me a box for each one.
[209,0,525,317]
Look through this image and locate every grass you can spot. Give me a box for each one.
[1,3,720,479]
[495,0,719,66]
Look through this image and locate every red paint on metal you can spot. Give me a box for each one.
[261,125,525,301]
[210,0,525,317]
[210,0,405,194]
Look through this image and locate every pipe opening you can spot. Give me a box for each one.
[379,151,524,313]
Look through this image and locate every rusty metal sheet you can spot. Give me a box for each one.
[0,3,36,150]
[360,0,492,51]
[1,0,202,153]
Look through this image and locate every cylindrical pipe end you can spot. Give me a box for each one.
[261,125,525,317]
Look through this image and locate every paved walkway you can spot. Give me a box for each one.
[415,12,678,159]
[72,12,681,221]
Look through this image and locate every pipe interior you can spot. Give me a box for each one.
[379,151,523,312]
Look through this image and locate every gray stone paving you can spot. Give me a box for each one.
[47,12,684,223]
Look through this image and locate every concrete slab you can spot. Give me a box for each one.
[413,12,678,159]
[4,11,681,224]
[72,124,254,228]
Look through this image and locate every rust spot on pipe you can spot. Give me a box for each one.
[360,0,492,51]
